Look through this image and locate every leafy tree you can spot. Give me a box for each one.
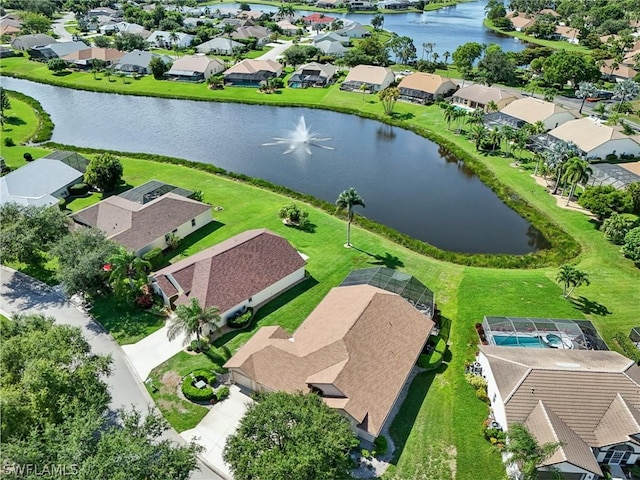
[371,13,384,31]
[47,57,68,73]
[505,424,563,480]
[560,156,592,204]
[93,35,112,48]
[469,124,488,151]
[622,226,640,265]
[223,392,358,480]
[167,297,221,349]
[107,249,151,296]
[626,182,640,215]
[452,42,484,80]
[477,44,515,86]
[283,45,319,68]
[279,204,310,229]
[0,203,70,264]
[344,35,389,66]
[19,11,51,34]
[555,264,590,298]
[336,187,366,247]
[91,58,106,79]
[149,56,171,79]
[379,86,400,115]
[578,185,633,219]
[574,81,598,114]
[113,32,149,52]
[542,50,600,87]
[53,228,120,296]
[85,152,123,192]
[601,213,638,245]
[388,35,417,65]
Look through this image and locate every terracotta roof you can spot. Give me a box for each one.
[63,47,125,62]
[344,64,393,85]
[225,285,434,436]
[152,229,306,313]
[509,15,536,30]
[499,97,579,124]
[72,193,211,252]
[303,13,335,23]
[600,59,638,79]
[224,58,282,75]
[452,84,519,104]
[398,72,457,95]
[554,25,579,39]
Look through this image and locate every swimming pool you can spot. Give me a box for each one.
[491,335,546,348]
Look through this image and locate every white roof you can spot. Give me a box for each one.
[500,97,579,123]
[549,117,640,153]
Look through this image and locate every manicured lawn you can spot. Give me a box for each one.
[1,92,51,167]
[91,295,166,345]
[483,19,591,53]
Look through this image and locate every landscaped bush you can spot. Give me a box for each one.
[613,332,640,363]
[181,375,214,402]
[622,227,640,265]
[578,185,633,219]
[68,183,89,196]
[475,386,489,403]
[191,369,217,385]
[279,203,310,230]
[601,213,638,245]
[142,247,164,269]
[483,426,506,449]
[4,137,15,146]
[465,373,487,391]
[374,435,388,456]
[215,385,230,401]
[187,337,210,353]
[227,309,252,329]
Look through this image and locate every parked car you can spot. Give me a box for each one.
[586,90,614,102]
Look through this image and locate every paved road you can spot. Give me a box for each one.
[52,12,75,42]
[0,267,224,480]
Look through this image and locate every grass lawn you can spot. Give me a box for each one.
[483,19,591,53]
[1,92,51,167]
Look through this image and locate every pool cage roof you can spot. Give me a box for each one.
[340,267,434,317]
[630,327,640,343]
[483,316,608,350]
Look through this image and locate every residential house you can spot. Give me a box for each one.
[398,72,458,104]
[378,0,411,9]
[288,62,336,88]
[600,59,638,82]
[224,283,435,442]
[150,229,307,327]
[0,153,86,207]
[112,50,173,75]
[196,37,243,55]
[231,25,272,46]
[72,183,212,257]
[478,346,640,480]
[452,84,520,112]
[495,97,580,130]
[62,47,126,68]
[340,64,395,93]
[88,7,119,17]
[223,58,283,87]
[507,13,536,32]
[336,22,370,38]
[303,13,335,30]
[165,54,225,82]
[146,30,195,49]
[548,118,640,159]
[345,0,375,11]
[114,22,151,38]
[0,16,21,37]
[538,8,560,17]
[10,34,55,51]
[276,20,300,36]
[29,41,88,61]
[316,0,340,8]
[314,39,348,57]
[554,25,580,44]
[313,31,350,46]
[0,46,17,58]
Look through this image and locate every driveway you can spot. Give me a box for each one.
[181,384,254,479]
[258,40,293,61]
[122,324,187,381]
[52,12,75,42]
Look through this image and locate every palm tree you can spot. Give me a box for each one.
[488,127,502,152]
[222,23,236,52]
[452,108,467,133]
[421,42,434,61]
[442,50,450,65]
[167,298,221,350]
[575,81,598,114]
[485,100,499,113]
[107,250,151,296]
[359,83,368,100]
[336,188,365,247]
[277,3,295,18]
[466,108,484,126]
[613,79,639,113]
[561,157,592,204]
[500,125,516,157]
[555,264,590,298]
[443,104,455,130]
[169,31,180,56]
[469,124,487,151]
[505,424,564,480]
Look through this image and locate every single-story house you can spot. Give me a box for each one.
[0,46,18,58]
[113,22,151,38]
[42,150,90,173]
[224,284,435,442]
[314,39,348,57]
[340,64,395,93]
[336,22,370,38]
[62,47,126,68]
[112,50,173,75]
[288,62,337,88]
[303,13,335,30]
[600,59,638,82]
[0,155,85,207]
[231,25,272,46]
[29,41,88,61]
[398,72,458,104]
[195,37,243,55]
[316,0,340,8]
[507,13,536,31]
[150,229,307,327]
[314,31,350,46]
[11,34,55,51]
[146,30,195,49]
[0,17,21,36]
[548,117,640,160]
[276,20,300,36]
[72,185,212,257]
[88,6,119,17]
[378,0,411,9]
[478,346,640,480]
[165,54,225,82]
[553,25,580,44]
[497,97,580,130]
[223,58,283,87]
[538,8,560,17]
[451,84,521,112]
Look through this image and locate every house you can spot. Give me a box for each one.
[88,7,119,17]
[554,25,580,44]
[336,22,370,38]
[346,0,375,11]
[398,73,457,104]
[29,41,88,61]
[288,62,337,88]
[0,46,17,58]
[507,14,536,32]
[316,0,340,8]
[224,283,435,442]
[452,84,521,112]
[548,118,640,160]
[378,0,411,9]
[62,47,126,68]
[42,150,90,173]
[150,229,306,327]
[0,16,21,36]
[314,40,348,57]
[303,13,335,30]
[600,59,638,82]
[72,183,212,256]
[165,54,225,82]
[538,8,560,17]
[0,154,86,207]
[112,50,173,75]
[11,34,55,51]
[223,59,283,87]
[113,22,151,38]
[231,25,272,46]
[276,20,299,36]
[478,346,640,479]
[146,30,195,49]
[496,97,580,130]
[195,37,243,55]
[340,65,395,93]
[313,31,350,46]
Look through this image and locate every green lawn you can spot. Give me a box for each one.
[1,92,51,166]
[483,19,591,53]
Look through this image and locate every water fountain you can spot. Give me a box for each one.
[263,116,334,155]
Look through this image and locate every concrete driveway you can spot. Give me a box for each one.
[258,40,293,61]
[52,12,75,41]
[181,385,254,479]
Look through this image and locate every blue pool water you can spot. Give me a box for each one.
[492,335,546,348]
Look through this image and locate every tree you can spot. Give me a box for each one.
[601,213,638,245]
[85,152,123,192]
[93,35,112,48]
[282,45,319,68]
[555,264,590,298]
[561,156,592,204]
[443,104,455,130]
[0,203,70,264]
[53,228,120,296]
[91,58,106,79]
[371,13,384,31]
[336,187,365,247]
[505,424,564,480]
[469,124,488,151]
[379,86,400,115]
[167,298,221,349]
[452,42,484,78]
[113,32,149,52]
[613,79,639,113]
[477,43,515,86]
[626,182,640,215]
[47,57,68,74]
[0,87,11,127]
[388,35,417,65]
[277,3,295,18]
[578,185,633,219]
[575,81,598,114]
[107,249,151,296]
[149,56,170,79]
[223,392,358,480]
[542,50,600,87]
[622,226,640,265]
[19,11,51,34]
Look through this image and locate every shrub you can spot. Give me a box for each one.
[68,183,89,196]
[578,185,633,219]
[361,449,371,459]
[215,385,230,401]
[3,137,14,146]
[601,213,638,245]
[465,373,487,391]
[135,293,153,309]
[613,332,640,363]
[191,189,204,202]
[374,435,388,456]
[192,368,217,385]
[227,309,252,329]
[23,152,33,162]
[622,226,640,265]
[475,386,489,403]
[484,427,506,449]
[142,247,164,269]
[627,182,640,215]
[182,377,214,402]
[166,232,181,250]
[279,203,310,229]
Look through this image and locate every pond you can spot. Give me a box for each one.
[3,77,549,254]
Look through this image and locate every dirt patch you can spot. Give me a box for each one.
[161,371,182,394]
[157,399,189,414]
[446,446,457,479]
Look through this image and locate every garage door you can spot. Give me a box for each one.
[232,371,253,390]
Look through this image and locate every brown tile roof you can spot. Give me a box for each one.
[481,346,640,451]
[152,229,306,313]
[398,72,457,95]
[63,47,125,62]
[225,285,434,436]
[453,84,520,105]
[344,65,394,86]
[72,193,211,252]
[601,59,638,79]
[500,97,580,124]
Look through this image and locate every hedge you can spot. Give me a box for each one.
[227,309,252,329]
[182,372,215,402]
[142,247,164,269]
[68,183,89,196]
[613,333,640,363]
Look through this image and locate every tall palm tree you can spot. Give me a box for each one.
[442,50,450,65]
[555,264,590,298]
[561,157,592,204]
[167,298,221,350]
[222,23,236,53]
[443,104,455,130]
[469,124,487,151]
[575,81,598,114]
[336,188,365,247]
[488,127,502,152]
[500,125,516,157]
[107,250,151,296]
[466,108,484,126]
[169,31,180,56]
[277,3,295,18]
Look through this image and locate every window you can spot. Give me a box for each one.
[164,234,170,242]
[191,218,196,227]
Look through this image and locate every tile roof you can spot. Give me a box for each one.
[152,229,306,313]
[453,84,520,104]
[499,97,579,124]
[548,117,638,153]
[225,285,434,437]
[224,58,282,75]
[168,54,224,74]
[398,72,457,94]
[62,47,125,62]
[344,65,394,85]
